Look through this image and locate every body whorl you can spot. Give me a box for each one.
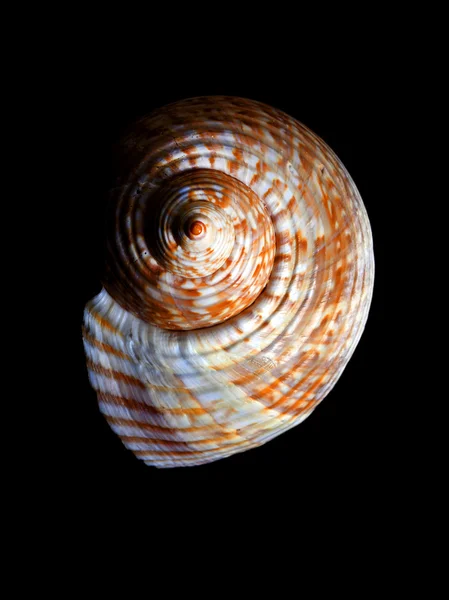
[83,96,374,468]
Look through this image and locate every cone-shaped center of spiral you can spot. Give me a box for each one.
[115,168,276,329]
[186,219,206,239]
[146,187,236,278]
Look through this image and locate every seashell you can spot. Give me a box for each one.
[82,96,374,468]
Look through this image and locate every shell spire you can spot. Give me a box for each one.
[83,96,374,468]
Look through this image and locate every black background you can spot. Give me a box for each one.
[75,62,386,507]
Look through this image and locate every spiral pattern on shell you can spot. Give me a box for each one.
[83,96,374,468]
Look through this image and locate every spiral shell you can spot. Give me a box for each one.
[83,96,374,468]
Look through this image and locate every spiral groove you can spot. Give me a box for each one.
[104,168,275,330]
[83,96,374,467]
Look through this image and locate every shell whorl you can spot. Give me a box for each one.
[105,168,275,330]
[83,96,374,468]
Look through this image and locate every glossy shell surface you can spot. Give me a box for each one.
[83,96,374,467]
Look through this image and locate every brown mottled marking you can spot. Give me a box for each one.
[252,262,263,278]
[297,238,308,253]
[142,256,164,274]
[313,315,330,336]
[87,360,147,389]
[287,195,297,211]
[268,352,322,408]
[121,434,236,446]
[272,209,288,227]
[206,297,234,318]
[274,252,292,264]
[231,148,244,174]
[276,230,291,246]
[262,187,273,201]
[250,173,261,187]
[273,178,286,192]
[99,392,207,415]
[265,292,282,300]
[255,364,305,401]
[181,288,202,298]
[82,329,130,360]
[315,235,325,251]
[87,309,122,335]
[105,415,211,434]
[288,372,328,410]
[235,218,247,231]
